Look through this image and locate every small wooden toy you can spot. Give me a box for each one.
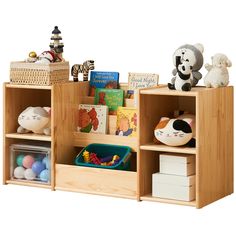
[71,60,95,82]
[83,150,90,163]
[49,26,64,62]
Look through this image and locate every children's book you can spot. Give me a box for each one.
[116,107,137,137]
[128,72,159,90]
[77,104,108,134]
[94,89,124,115]
[89,71,119,96]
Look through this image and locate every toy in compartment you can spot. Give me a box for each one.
[17,107,51,136]
[154,111,196,147]
[75,143,131,170]
[11,144,51,184]
[89,71,119,96]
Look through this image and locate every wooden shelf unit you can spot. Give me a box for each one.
[54,81,139,199]
[3,82,233,208]
[138,86,233,208]
[3,82,83,190]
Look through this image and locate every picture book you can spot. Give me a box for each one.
[89,71,119,96]
[128,72,159,90]
[77,104,108,134]
[94,88,124,115]
[116,107,137,137]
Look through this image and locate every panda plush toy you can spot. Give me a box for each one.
[168,43,204,91]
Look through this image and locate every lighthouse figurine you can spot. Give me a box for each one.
[49,26,64,62]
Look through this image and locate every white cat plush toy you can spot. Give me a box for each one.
[17,107,51,135]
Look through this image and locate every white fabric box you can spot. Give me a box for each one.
[160,153,195,176]
[152,173,196,201]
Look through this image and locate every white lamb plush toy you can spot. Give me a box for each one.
[204,53,232,88]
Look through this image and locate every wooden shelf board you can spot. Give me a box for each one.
[5,133,51,141]
[6,180,51,189]
[140,86,209,96]
[55,187,137,200]
[140,143,196,154]
[140,194,196,207]
[5,83,52,90]
[74,132,138,152]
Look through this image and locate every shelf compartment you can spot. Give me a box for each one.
[140,194,196,207]
[74,132,138,152]
[140,143,196,154]
[5,133,51,142]
[55,164,137,199]
[6,180,51,189]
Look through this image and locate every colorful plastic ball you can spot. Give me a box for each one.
[22,155,35,169]
[13,166,25,179]
[24,168,36,180]
[42,156,50,169]
[32,161,46,176]
[16,154,24,166]
[39,169,49,182]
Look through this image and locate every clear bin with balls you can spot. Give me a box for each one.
[10,144,51,184]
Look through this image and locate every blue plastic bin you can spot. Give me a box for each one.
[74,143,131,170]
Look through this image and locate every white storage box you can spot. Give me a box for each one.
[10,144,51,184]
[160,153,195,176]
[152,173,196,201]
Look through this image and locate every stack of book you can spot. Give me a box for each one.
[152,153,196,201]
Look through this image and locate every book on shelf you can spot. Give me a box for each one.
[77,104,108,134]
[94,88,124,115]
[116,107,137,137]
[128,72,159,90]
[89,71,119,96]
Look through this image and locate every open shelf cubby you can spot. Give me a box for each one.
[138,86,233,208]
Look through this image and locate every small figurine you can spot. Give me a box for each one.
[26,51,37,63]
[71,60,95,82]
[204,53,232,88]
[49,26,64,62]
[82,150,90,163]
[35,51,56,64]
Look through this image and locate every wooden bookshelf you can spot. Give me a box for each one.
[5,133,52,142]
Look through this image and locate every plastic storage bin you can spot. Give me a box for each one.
[10,144,51,184]
[75,143,131,170]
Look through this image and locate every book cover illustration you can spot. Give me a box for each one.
[94,88,124,115]
[89,71,119,96]
[77,104,108,134]
[128,72,159,90]
[116,107,137,137]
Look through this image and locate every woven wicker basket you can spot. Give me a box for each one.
[10,61,69,85]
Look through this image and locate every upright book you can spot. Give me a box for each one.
[77,104,108,134]
[116,107,137,137]
[89,71,119,96]
[128,72,159,90]
[94,88,124,115]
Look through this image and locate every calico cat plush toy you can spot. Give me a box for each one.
[154,114,195,147]
[17,107,51,135]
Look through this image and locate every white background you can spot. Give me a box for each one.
[0,0,235,235]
